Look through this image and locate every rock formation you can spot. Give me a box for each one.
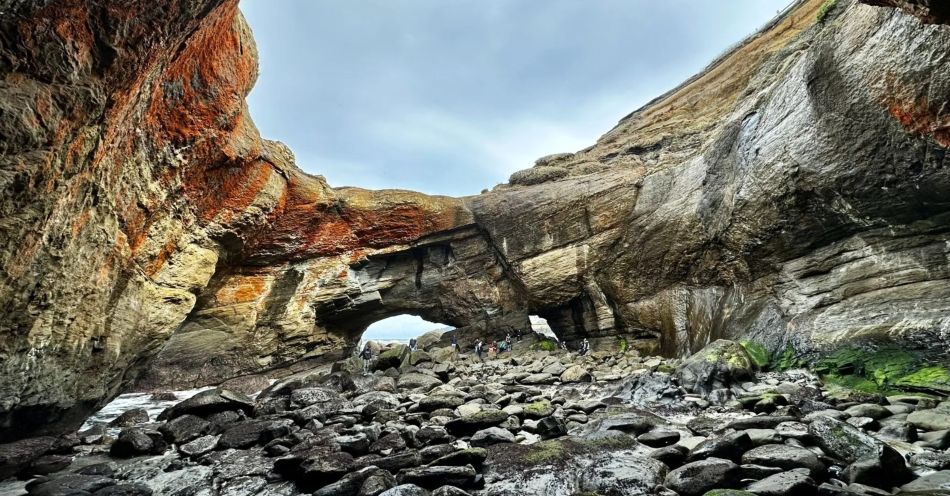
[1,0,949,441]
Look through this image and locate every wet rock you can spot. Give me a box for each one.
[28,454,72,476]
[807,416,880,463]
[398,373,443,392]
[687,431,753,463]
[909,451,950,470]
[179,435,219,458]
[520,373,556,385]
[158,389,254,421]
[577,454,668,496]
[743,428,782,446]
[675,340,755,395]
[471,427,515,447]
[907,404,950,431]
[664,458,741,496]
[217,419,293,450]
[521,400,554,419]
[159,414,210,444]
[363,451,423,473]
[397,465,477,490]
[638,430,681,448]
[92,483,153,495]
[843,444,914,487]
[535,416,567,439]
[560,365,593,384]
[741,444,825,477]
[418,396,464,412]
[0,436,70,479]
[108,409,150,428]
[428,448,488,469]
[918,429,950,449]
[294,450,358,491]
[843,404,890,420]
[415,426,451,446]
[431,487,470,496]
[745,469,815,496]
[445,409,509,436]
[651,445,688,469]
[314,466,388,496]
[379,485,430,496]
[28,475,115,496]
[360,470,398,495]
[110,429,166,458]
[898,470,950,493]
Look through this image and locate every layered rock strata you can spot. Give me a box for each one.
[1,0,949,441]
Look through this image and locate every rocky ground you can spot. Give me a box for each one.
[2,338,949,496]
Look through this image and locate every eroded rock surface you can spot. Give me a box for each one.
[1,0,950,441]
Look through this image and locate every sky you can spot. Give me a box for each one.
[241,1,792,338]
[241,0,793,198]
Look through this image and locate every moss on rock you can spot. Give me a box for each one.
[740,340,770,369]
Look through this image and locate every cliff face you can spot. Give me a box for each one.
[478,0,950,360]
[0,0,948,440]
[0,0,473,439]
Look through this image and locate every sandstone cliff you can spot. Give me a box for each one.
[1,0,948,440]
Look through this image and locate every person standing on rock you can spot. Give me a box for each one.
[475,339,484,362]
[360,345,373,373]
[505,333,513,352]
[409,338,417,352]
[451,334,460,356]
[580,338,590,355]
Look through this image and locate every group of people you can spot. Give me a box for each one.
[356,332,590,372]
[473,333,516,361]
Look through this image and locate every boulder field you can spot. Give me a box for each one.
[1,0,950,443]
[2,339,949,495]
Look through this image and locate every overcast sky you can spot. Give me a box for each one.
[242,0,791,198]
[240,1,792,337]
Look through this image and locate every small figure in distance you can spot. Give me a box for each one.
[451,334,460,356]
[579,338,590,356]
[360,344,373,373]
[475,339,484,362]
[409,337,417,352]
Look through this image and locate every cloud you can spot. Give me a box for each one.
[241,0,793,197]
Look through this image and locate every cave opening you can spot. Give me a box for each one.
[358,314,454,351]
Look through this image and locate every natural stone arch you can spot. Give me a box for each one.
[313,226,531,354]
[137,225,532,391]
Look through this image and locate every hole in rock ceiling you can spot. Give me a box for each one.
[530,315,557,339]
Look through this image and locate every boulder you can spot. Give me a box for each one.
[396,465,477,490]
[560,365,593,383]
[675,340,756,395]
[577,454,668,496]
[445,409,509,436]
[687,431,753,463]
[108,408,150,427]
[471,427,515,447]
[157,389,254,420]
[159,414,210,444]
[109,428,166,458]
[740,444,825,477]
[744,469,816,496]
[398,373,443,391]
[664,458,741,496]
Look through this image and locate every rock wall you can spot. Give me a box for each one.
[0,0,948,440]
[0,0,473,440]
[484,0,950,360]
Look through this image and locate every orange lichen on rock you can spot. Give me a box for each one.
[145,0,257,149]
[888,99,950,148]
[214,273,270,305]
